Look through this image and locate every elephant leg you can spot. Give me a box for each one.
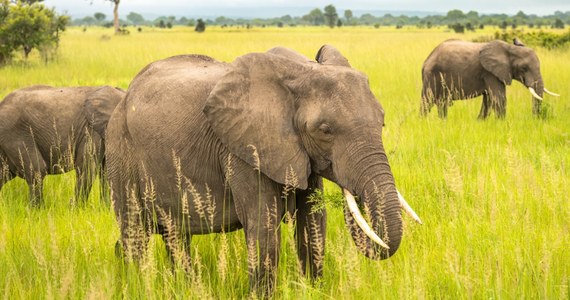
[493,96,507,118]
[478,93,492,120]
[98,162,110,204]
[295,174,326,280]
[10,142,47,206]
[114,178,150,262]
[437,100,448,119]
[74,158,96,205]
[0,152,14,192]
[74,136,101,204]
[420,86,435,116]
[484,76,507,118]
[159,220,192,271]
[228,159,284,296]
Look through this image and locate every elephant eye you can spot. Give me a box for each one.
[318,123,332,135]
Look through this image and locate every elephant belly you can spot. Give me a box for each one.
[139,147,243,236]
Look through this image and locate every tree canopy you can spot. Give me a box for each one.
[0,0,69,65]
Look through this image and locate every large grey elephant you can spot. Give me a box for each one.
[102,45,421,295]
[421,39,558,119]
[0,85,124,206]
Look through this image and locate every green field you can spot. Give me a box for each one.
[1,26,569,299]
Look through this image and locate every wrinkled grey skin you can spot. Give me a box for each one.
[0,85,124,206]
[421,39,546,119]
[104,45,403,296]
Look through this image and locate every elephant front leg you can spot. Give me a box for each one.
[484,75,507,118]
[0,154,14,193]
[478,93,492,120]
[295,174,326,280]
[75,163,96,205]
[228,161,284,296]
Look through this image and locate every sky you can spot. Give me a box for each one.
[41,0,570,18]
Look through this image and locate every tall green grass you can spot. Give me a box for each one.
[1,26,569,298]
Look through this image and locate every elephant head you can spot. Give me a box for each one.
[480,40,558,114]
[204,45,419,259]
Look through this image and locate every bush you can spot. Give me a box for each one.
[450,23,465,33]
[195,18,205,33]
[493,29,570,49]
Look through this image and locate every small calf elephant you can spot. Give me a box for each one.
[0,85,124,206]
[421,39,558,119]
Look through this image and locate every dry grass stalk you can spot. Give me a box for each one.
[156,206,190,271]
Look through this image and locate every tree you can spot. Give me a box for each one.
[302,8,324,25]
[0,0,68,64]
[553,18,565,29]
[94,12,105,23]
[126,11,144,25]
[446,9,465,23]
[344,9,353,24]
[323,4,338,28]
[100,0,120,34]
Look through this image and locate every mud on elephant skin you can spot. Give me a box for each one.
[421,39,558,119]
[104,45,421,295]
[0,85,125,206]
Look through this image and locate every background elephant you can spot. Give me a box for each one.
[102,45,418,295]
[0,85,124,206]
[421,39,558,119]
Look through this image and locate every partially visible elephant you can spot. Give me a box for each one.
[0,85,124,206]
[421,39,558,119]
[102,45,420,296]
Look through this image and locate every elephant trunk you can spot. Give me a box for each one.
[529,77,545,115]
[339,141,403,260]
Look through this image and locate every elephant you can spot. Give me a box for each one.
[0,85,125,206]
[101,45,421,296]
[421,39,559,119]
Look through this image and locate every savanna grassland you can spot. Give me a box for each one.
[1,25,569,299]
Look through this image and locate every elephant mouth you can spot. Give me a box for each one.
[342,187,422,250]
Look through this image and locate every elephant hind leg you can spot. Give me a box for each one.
[420,86,436,116]
[161,230,192,271]
[7,142,47,206]
[420,98,434,116]
[114,179,150,262]
[437,100,449,119]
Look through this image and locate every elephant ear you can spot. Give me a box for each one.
[204,53,311,189]
[84,86,125,138]
[315,44,351,67]
[480,41,512,85]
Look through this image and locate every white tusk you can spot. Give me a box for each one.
[544,88,560,97]
[397,190,423,225]
[343,189,390,249]
[529,87,543,101]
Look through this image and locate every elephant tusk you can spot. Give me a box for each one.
[397,190,423,225]
[343,189,390,249]
[544,88,560,97]
[529,87,543,101]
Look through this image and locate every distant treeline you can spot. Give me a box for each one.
[72,7,570,30]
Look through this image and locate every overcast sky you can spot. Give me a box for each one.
[42,0,570,18]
